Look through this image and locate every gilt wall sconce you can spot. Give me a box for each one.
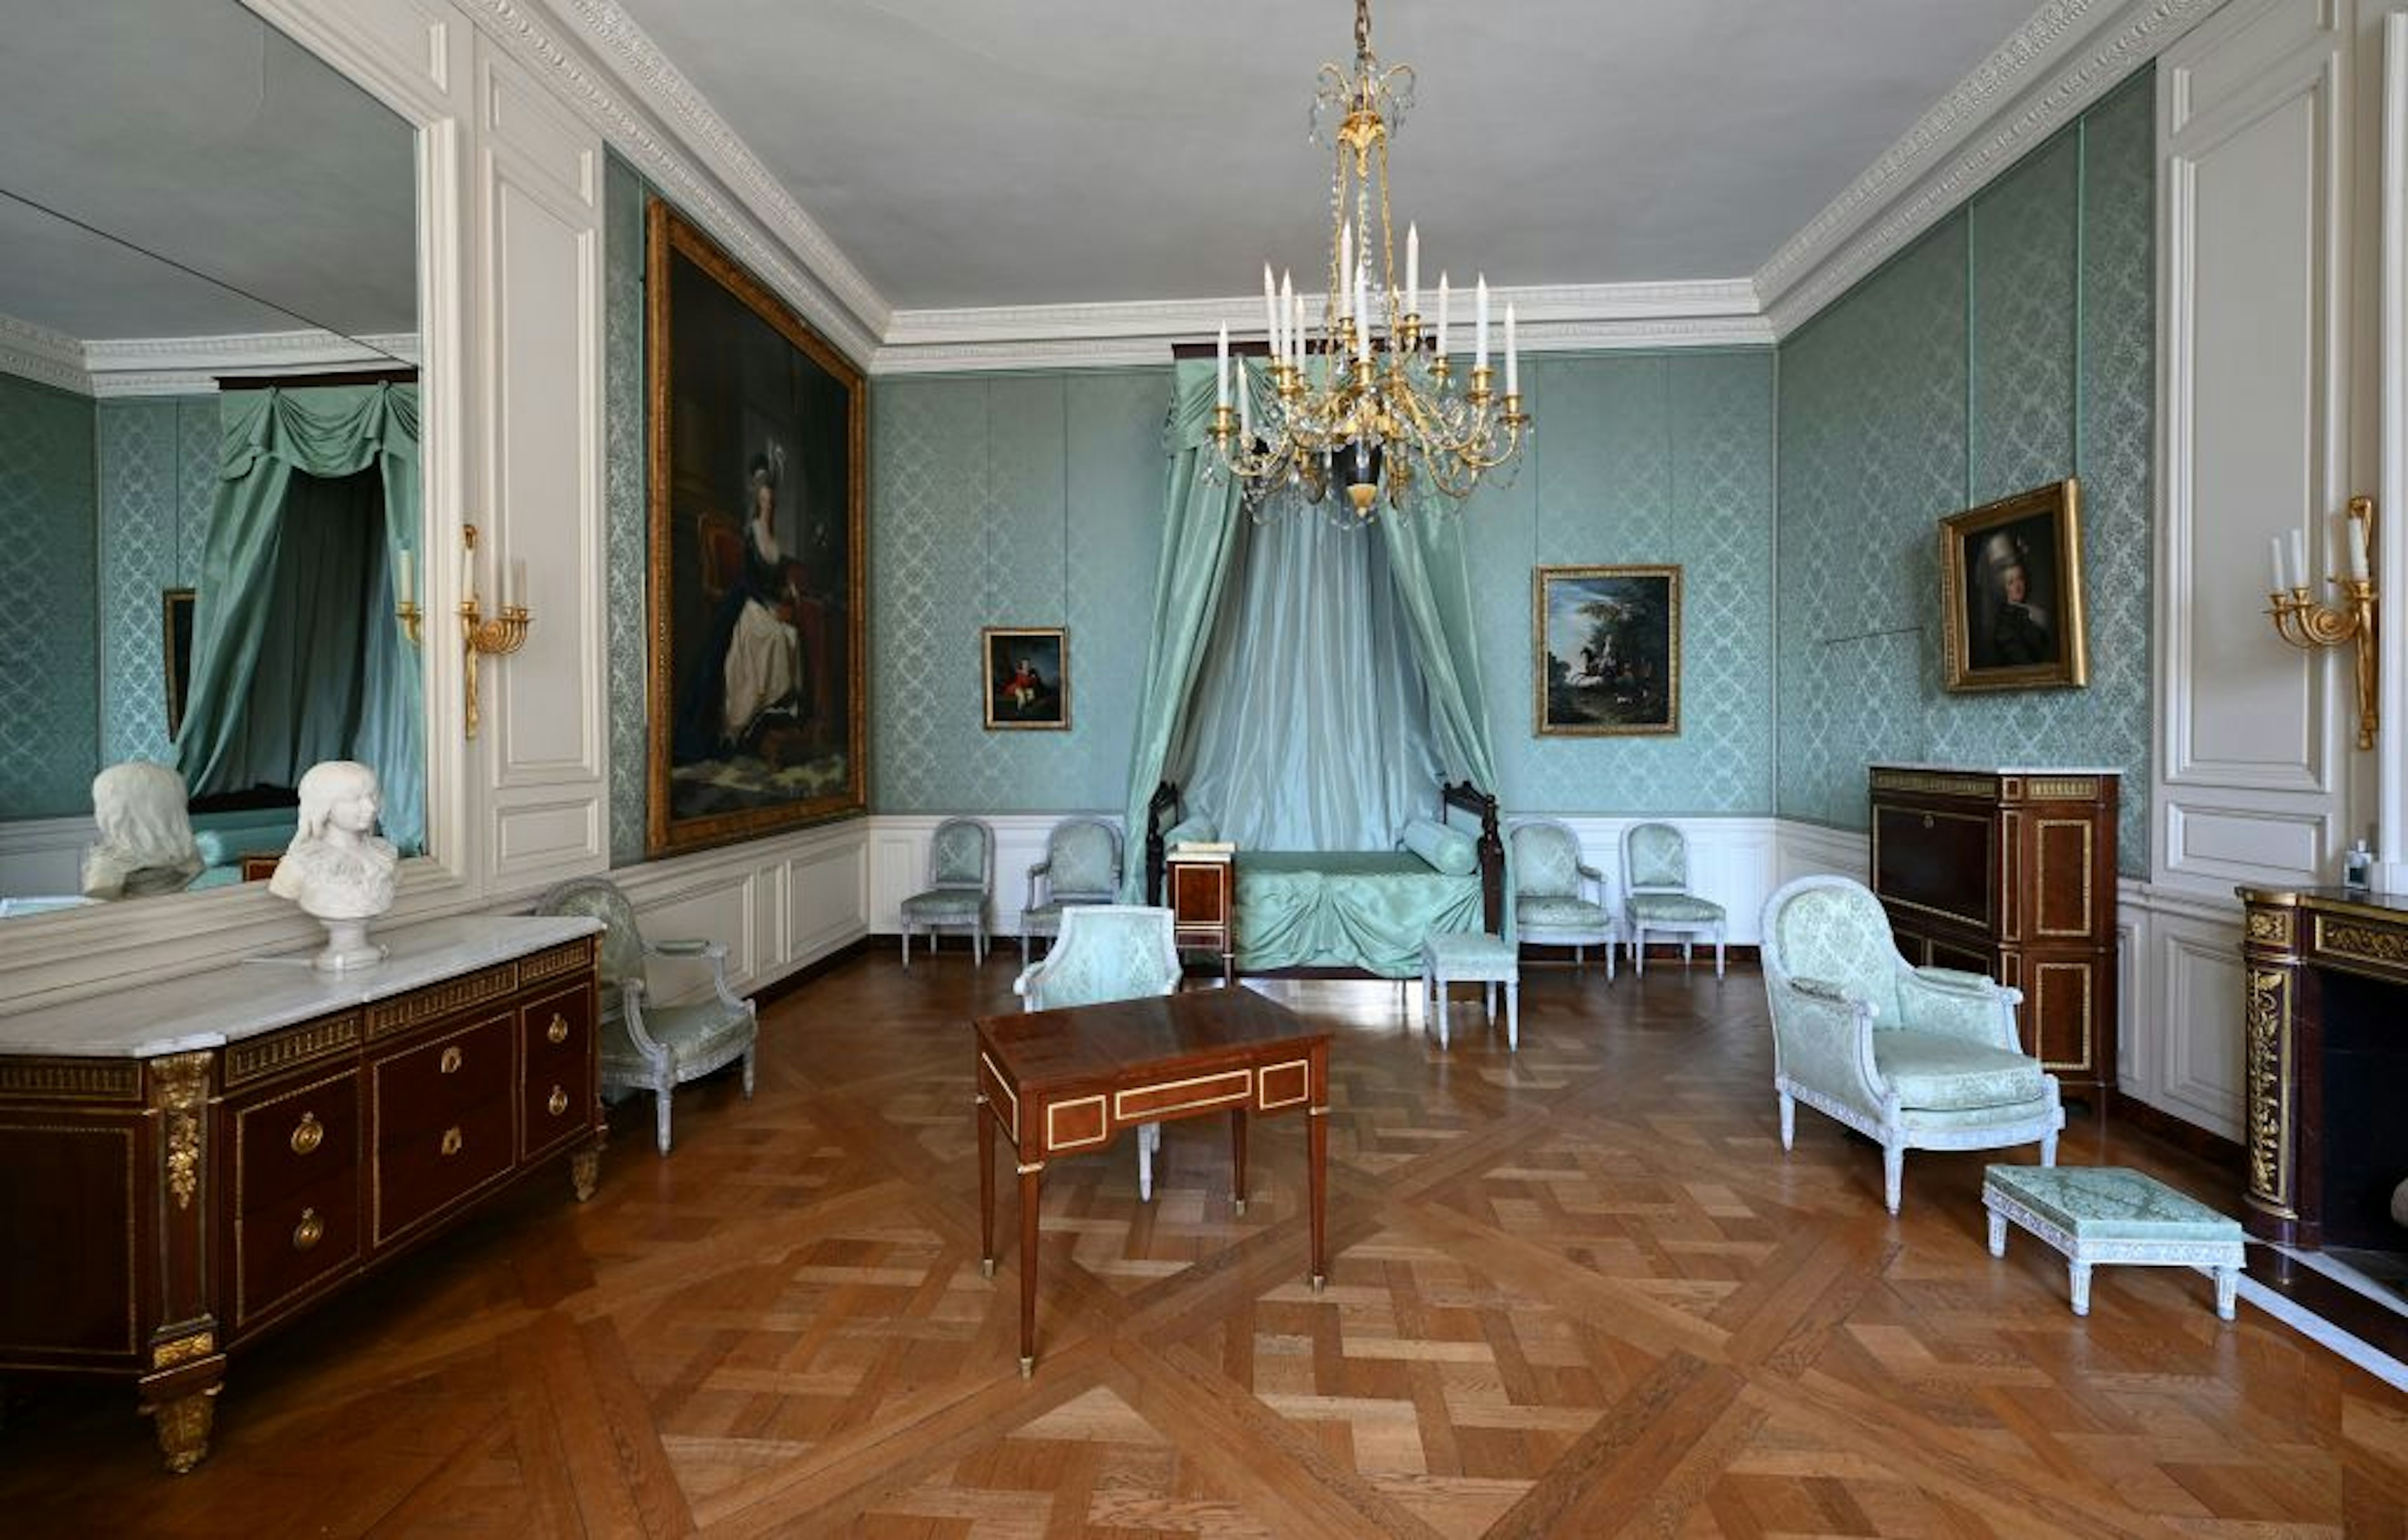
[2266,495,2380,750]
[458,522,531,740]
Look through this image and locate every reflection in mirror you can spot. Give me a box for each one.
[0,0,423,920]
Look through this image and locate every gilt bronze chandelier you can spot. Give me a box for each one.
[1211,0,1529,519]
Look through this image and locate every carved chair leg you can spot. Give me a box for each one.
[2041,1130,2059,1168]
[1777,1091,1795,1150]
[655,1085,673,1157]
[1882,1143,1904,1215]
[741,1047,756,1099]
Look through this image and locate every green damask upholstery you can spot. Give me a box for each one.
[1620,821,1726,978]
[1509,818,1617,976]
[534,877,757,1157]
[1015,905,1181,1200]
[1021,817,1122,957]
[1760,875,2062,1213]
[1983,1165,2246,1319]
[901,817,994,967]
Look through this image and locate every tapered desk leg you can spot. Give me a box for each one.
[976,1092,995,1279]
[1017,1159,1042,1374]
[1231,1108,1249,1215]
[1307,1104,1328,1291]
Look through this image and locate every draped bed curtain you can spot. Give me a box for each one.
[175,382,424,853]
[1119,359,1500,893]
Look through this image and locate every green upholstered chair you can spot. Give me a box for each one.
[1020,816,1122,958]
[1621,821,1727,978]
[1015,905,1181,1200]
[1760,875,2062,1214]
[1509,818,1618,977]
[900,818,993,967]
[534,877,756,1158]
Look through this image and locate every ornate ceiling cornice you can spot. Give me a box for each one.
[457,0,884,366]
[0,314,91,397]
[1755,0,2219,335]
[460,1,2208,367]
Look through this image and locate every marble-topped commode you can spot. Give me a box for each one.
[0,914,601,1058]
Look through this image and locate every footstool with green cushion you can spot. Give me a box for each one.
[1982,1164,2246,1319]
[1420,932,1519,1051]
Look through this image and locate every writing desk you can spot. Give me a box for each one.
[973,987,1329,1372]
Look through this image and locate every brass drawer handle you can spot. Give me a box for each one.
[290,1112,324,1156]
[547,1085,569,1117]
[440,1126,463,1158]
[546,1013,570,1045]
[1922,813,1935,830]
[440,1045,463,1075]
[293,1208,323,1252]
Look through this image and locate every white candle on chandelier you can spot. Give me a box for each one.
[1505,303,1518,398]
[2289,528,2308,593]
[1405,223,1419,319]
[1436,273,1450,361]
[1475,276,1489,374]
[1338,223,1353,321]
[1356,270,1372,361]
[1216,323,1230,412]
[1280,270,1296,368]
[1264,264,1282,359]
[1237,357,1252,440]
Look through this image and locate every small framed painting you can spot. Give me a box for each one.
[983,628,1069,730]
[1940,477,2088,692]
[1533,564,1681,736]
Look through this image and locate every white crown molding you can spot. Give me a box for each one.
[82,330,421,398]
[0,313,92,396]
[1756,0,2219,336]
[872,280,1772,373]
[457,0,884,366]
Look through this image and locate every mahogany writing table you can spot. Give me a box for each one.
[974,987,1330,1373]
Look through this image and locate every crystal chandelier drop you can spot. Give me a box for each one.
[1211,0,1529,519]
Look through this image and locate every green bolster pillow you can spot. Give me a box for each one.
[1398,816,1478,875]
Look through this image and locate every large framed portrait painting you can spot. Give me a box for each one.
[1939,477,2088,692]
[647,199,866,856]
[1533,564,1681,736]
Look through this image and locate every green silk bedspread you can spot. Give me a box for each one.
[1233,852,1482,978]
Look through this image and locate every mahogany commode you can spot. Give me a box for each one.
[973,987,1330,1373]
[0,915,603,1473]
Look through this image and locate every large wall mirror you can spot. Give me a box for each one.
[0,0,423,922]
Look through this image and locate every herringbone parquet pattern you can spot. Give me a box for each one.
[4,954,2404,1536]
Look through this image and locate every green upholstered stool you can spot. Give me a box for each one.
[1420,932,1518,1051]
[1982,1164,2246,1320]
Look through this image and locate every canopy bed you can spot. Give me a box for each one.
[1119,360,1509,979]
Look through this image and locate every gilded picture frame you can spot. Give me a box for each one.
[983,627,1069,730]
[646,199,867,856]
[1533,564,1682,736]
[1939,477,2088,692]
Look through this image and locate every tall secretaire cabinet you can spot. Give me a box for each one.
[1867,766,2120,1109]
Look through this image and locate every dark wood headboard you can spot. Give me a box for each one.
[1143,778,1504,935]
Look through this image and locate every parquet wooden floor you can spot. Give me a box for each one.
[6,952,2407,1536]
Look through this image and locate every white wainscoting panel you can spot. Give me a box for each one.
[0,816,94,901]
[608,818,870,1005]
[2155,0,2359,898]
[477,34,607,894]
[1773,821,1871,892]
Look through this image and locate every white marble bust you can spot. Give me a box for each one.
[270,762,398,968]
[82,762,204,901]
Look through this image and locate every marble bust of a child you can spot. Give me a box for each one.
[270,761,398,966]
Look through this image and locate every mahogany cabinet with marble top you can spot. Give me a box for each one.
[0,915,603,1472]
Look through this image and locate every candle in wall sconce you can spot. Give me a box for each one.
[510,558,528,610]
[2269,534,2289,593]
[396,547,414,606]
[2348,510,2372,581]
[2290,529,2308,592]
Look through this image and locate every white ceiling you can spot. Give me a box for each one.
[0,0,416,350]
[611,0,2042,312]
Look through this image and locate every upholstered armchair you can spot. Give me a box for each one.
[1621,821,1727,978]
[1021,817,1122,958]
[1760,875,2063,1213]
[1510,818,1618,977]
[534,877,757,1157]
[1015,905,1181,1200]
[900,817,993,966]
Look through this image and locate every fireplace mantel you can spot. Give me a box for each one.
[2237,885,2408,1248]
